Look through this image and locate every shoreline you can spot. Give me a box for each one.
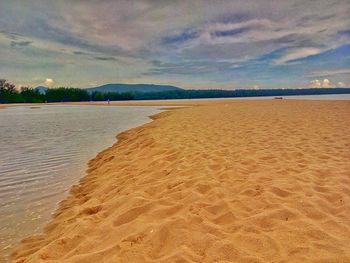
[10,100,350,262]
[0,104,170,262]
[0,105,173,262]
[0,106,172,262]
[1,92,350,110]
[10,107,177,262]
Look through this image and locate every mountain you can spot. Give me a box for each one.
[86,83,183,93]
[34,86,48,94]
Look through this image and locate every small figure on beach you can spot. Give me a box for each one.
[107,99,110,105]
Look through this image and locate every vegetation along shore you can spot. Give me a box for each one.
[1,79,350,104]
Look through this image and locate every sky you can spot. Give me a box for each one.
[0,0,349,90]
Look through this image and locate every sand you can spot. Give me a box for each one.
[0,99,220,111]
[11,100,350,262]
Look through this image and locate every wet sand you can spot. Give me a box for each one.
[0,104,37,109]
[11,100,350,262]
[0,98,244,109]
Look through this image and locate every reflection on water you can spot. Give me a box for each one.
[0,105,160,260]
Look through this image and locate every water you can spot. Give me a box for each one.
[237,93,350,100]
[131,93,350,102]
[0,105,161,261]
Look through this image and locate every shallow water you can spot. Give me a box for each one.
[134,93,350,102]
[0,105,161,260]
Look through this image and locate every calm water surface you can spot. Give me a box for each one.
[135,93,350,102]
[0,105,161,260]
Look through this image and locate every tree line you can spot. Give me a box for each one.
[133,88,350,100]
[0,80,134,103]
[1,79,350,104]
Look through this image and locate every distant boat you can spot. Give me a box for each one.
[274,97,283,99]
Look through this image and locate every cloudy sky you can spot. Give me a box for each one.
[0,0,349,89]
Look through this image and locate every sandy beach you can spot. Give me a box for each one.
[11,100,350,262]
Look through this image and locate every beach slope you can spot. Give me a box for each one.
[12,100,350,262]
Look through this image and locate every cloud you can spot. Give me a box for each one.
[308,78,347,88]
[162,19,275,49]
[145,60,234,75]
[1,0,350,89]
[322,78,332,88]
[308,68,350,77]
[0,30,23,40]
[336,81,347,88]
[10,40,32,48]
[73,50,117,61]
[73,51,89,56]
[93,56,117,61]
[162,30,199,45]
[274,47,322,64]
[309,79,328,88]
[44,78,54,87]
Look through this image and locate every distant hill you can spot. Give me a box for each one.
[34,86,48,94]
[86,83,183,93]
